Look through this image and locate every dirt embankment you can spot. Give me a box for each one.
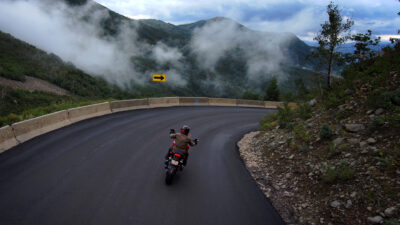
[0,76,69,95]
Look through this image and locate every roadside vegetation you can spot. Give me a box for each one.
[0,86,114,127]
[254,2,400,224]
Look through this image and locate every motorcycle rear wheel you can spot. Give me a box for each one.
[165,172,174,185]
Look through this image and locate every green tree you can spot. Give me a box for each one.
[264,77,280,101]
[294,78,309,99]
[389,1,400,44]
[352,30,380,62]
[242,91,260,100]
[314,1,353,89]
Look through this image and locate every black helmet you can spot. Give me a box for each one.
[180,125,190,135]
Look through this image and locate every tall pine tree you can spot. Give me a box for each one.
[264,77,280,101]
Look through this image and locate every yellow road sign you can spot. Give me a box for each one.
[152,74,166,82]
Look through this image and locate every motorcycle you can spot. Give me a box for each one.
[165,148,186,185]
[165,129,198,185]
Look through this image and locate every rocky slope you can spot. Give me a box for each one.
[238,71,400,224]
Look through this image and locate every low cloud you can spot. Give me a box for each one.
[246,7,322,36]
[152,42,183,65]
[190,19,293,82]
[98,0,399,40]
[0,0,186,87]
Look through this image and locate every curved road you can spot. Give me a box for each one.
[0,106,284,225]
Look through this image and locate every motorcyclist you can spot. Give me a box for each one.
[165,125,198,168]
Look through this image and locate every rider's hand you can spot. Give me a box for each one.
[170,129,175,134]
[194,138,199,144]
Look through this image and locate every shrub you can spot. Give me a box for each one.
[324,93,344,109]
[328,142,340,159]
[336,110,352,120]
[295,103,312,120]
[260,122,274,131]
[337,161,355,180]
[322,166,338,183]
[294,123,310,142]
[385,220,400,225]
[322,161,355,184]
[386,110,400,126]
[299,144,310,153]
[260,113,278,124]
[259,113,278,130]
[319,124,333,139]
[368,116,385,132]
[390,90,400,106]
[367,91,395,110]
[277,102,293,123]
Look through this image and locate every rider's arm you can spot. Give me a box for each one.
[188,138,198,146]
[170,129,176,139]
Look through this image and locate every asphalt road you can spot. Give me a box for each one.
[0,106,285,225]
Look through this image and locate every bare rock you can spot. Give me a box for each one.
[344,124,365,133]
[367,110,374,115]
[375,108,385,115]
[367,216,383,224]
[367,138,377,144]
[360,141,369,148]
[333,138,345,147]
[345,200,353,208]
[309,99,317,107]
[384,206,397,217]
[348,138,360,145]
[330,200,341,208]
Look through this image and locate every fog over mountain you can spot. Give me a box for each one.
[0,0,316,97]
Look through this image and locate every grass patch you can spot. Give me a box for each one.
[294,123,310,143]
[260,102,312,131]
[328,142,341,159]
[322,161,355,184]
[385,219,400,225]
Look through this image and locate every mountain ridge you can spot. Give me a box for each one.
[1,0,320,100]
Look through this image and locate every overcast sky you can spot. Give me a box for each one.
[96,0,400,42]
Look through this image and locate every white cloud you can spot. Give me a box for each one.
[378,35,400,42]
[96,0,399,41]
[0,0,188,87]
[246,7,323,34]
[152,42,183,65]
[125,14,153,20]
[190,19,293,82]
